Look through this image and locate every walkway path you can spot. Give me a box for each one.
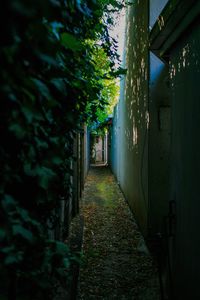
[78,166,160,300]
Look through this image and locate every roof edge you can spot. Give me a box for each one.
[150,0,200,61]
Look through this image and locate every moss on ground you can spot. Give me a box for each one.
[78,166,160,300]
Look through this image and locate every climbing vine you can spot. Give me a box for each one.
[0,0,125,299]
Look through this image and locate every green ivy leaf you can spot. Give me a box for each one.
[11,1,35,17]
[9,123,26,139]
[55,241,70,256]
[50,78,67,94]
[1,246,15,254]
[34,137,49,150]
[36,52,58,66]
[52,156,63,166]
[2,195,17,212]
[12,224,33,242]
[4,256,18,265]
[0,229,6,241]
[63,258,70,268]
[38,166,57,189]
[21,88,35,103]
[60,33,82,51]
[21,106,35,123]
[31,78,51,99]
[4,252,23,265]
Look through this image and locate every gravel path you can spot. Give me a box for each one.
[78,166,160,300]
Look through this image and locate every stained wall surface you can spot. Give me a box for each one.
[112,0,149,235]
[169,21,200,299]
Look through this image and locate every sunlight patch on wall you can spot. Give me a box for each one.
[133,123,138,146]
[158,15,165,31]
[145,111,149,129]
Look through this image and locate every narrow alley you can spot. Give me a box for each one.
[77,166,160,299]
[2,1,200,300]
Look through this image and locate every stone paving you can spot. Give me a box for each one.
[78,166,160,300]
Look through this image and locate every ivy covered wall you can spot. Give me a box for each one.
[0,1,124,299]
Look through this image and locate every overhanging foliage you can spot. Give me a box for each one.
[0,0,125,299]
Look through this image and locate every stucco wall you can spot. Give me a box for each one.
[110,106,119,178]
[114,0,149,235]
[169,21,200,299]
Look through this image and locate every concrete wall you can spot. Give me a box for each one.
[111,66,126,184]
[169,20,200,299]
[111,0,149,235]
[110,10,126,183]
[110,106,119,179]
